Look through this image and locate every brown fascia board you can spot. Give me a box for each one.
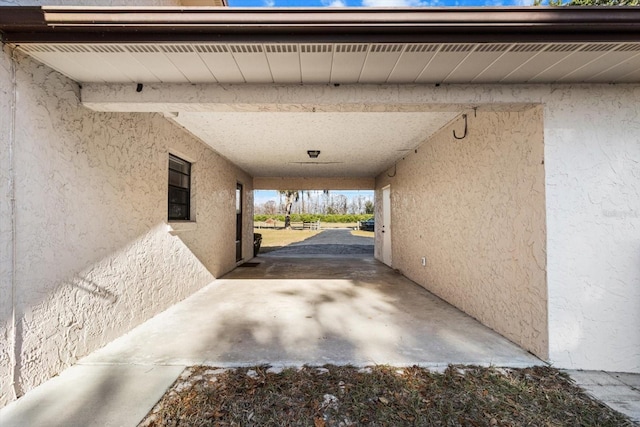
[1,6,640,44]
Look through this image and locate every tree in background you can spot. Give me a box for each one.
[278,190,299,228]
[263,200,277,215]
[364,200,375,215]
[257,190,373,218]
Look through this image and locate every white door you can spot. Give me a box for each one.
[382,185,392,266]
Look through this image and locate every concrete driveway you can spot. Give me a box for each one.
[1,244,543,427]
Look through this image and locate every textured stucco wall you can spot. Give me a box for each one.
[84,82,640,372]
[543,88,640,373]
[376,107,548,359]
[0,48,253,408]
[0,46,15,407]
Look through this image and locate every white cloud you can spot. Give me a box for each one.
[361,0,441,6]
[322,0,347,6]
[263,0,275,6]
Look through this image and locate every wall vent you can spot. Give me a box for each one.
[126,45,159,53]
[545,44,582,53]
[440,44,473,53]
[510,44,545,53]
[370,44,404,53]
[335,44,368,53]
[265,45,298,53]
[91,45,125,53]
[230,44,264,53]
[580,43,618,53]
[160,45,194,53]
[405,44,439,53]
[19,44,56,53]
[474,44,510,53]
[55,45,90,53]
[615,43,640,52]
[300,44,332,53]
[195,45,229,53]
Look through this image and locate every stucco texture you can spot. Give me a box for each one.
[543,87,640,373]
[0,48,253,408]
[0,46,15,407]
[376,107,548,360]
[84,82,640,372]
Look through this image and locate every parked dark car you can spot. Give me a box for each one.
[359,218,374,231]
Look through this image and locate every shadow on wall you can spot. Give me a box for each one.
[7,223,217,401]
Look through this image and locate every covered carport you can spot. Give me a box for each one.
[1,6,640,415]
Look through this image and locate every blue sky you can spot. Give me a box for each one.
[229,0,535,7]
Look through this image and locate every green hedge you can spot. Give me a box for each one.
[254,214,373,223]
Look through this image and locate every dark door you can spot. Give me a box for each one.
[236,183,242,262]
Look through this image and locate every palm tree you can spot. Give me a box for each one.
[278,190,299,228]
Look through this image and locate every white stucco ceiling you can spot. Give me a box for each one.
[173,111,460,177]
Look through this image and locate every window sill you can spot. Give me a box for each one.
[168,221,197,234]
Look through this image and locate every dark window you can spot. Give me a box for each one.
[168,154,191,221]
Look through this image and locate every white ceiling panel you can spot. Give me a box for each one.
[500,44,583,83]
[194,45,243,83]
[159,45,215,84]
[300,44,333,83]
[359,44,404,83]
[445,44,511,83]
[528,44,619,83]
[587,44,640,82]
[615,67,640,83]
[386,44,438,84]
[331,44,368,84]
[17,41,640,86]
[29,45,133,83]
[473,44,546,83]
[265,44,302,84]
[124,45,188,83]
[19,46,103,83]
[416,44,474,83]
[588,56,640,83]
[557,47,640,82]
[228,44,273,83]
[88,45,161,83]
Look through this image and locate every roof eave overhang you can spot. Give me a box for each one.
[1,6,640,44]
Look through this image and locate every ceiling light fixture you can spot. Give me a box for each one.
[307,150,321,159]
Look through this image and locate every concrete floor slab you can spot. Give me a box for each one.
[566,370,640,423]
[82,256,541,368]
[1,254,544,427]
[567,370,625,386]
[610,372,640,389]
[0,365,184,427]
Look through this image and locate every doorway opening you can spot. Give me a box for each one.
[381,185,391,267]
[236,183,243,262]
[253,189,375,258]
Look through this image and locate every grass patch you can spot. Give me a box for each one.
[255,228,321,253]
[140,365,633,427]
